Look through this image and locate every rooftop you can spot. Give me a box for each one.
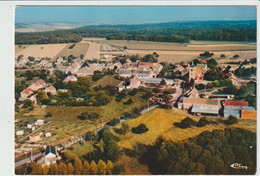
[225,100,248,107]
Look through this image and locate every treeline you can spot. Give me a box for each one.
[23,153,113,175]
[133,128,256,175]
[15,20,256,44]
[15,31,82,45]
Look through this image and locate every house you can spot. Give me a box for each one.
[228,75,241,88]
[45,132,52,137]
[185,87,199,98]
[241,107,256,120]
[36,145,60,166]
[63,75,78,83]
[88,63,105,71]
[16,130,24,135]
[57,89,68,93]
[130,75,141,89]
[119,69,132,78]
[179,97,220,110]
[140,78,173,87]
[35,119,44,126]
[27,121,36,128]
[65,62,81,74]
[135,70,155,78]
[76,67,94,77]
[117,81,125,92]
[191,104,220,116]
[39,59,52,68]
[29,95,37,105]
[223,100,249,118]
[44,84,57,95]
[29,133,41,142]
[26,80,46,92]
[19,88,34,101]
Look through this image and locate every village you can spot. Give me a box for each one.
[15,42,257,169]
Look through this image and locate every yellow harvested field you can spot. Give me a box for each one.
[15,43,67,59]
[54,43,89,60]
[82,37,107,41]
[80,41,101,60]
[115,108,256,149]
[98,40,256,51]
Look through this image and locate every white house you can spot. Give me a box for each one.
[35,119,44,126]
[16,130,24,135]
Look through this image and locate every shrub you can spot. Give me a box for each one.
[223,115,238,125]
[197,117,210,127]
[45,112,52,118]
[174,117,197,129]
[78,112,100,121]
[107,118,120,126]
[123,98,133,105]
[131,123,149,134]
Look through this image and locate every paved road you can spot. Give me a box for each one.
[15,152,42,167]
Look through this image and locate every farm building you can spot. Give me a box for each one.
[29,133,41,142]
[223,100,249,118]
[119,69,132,78]
[179,97,220,110]
[44,85,57,95]
[210,94,235,100]
[241,107,257,120]
[191,104,220,116]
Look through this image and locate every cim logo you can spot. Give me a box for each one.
[230,163,248,170]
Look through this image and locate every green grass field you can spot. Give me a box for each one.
[114,108,256,149]
[69,141,94,157]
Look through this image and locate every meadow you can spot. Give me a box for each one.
[114,108,256,149]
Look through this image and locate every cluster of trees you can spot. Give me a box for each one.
[131,123,149,134]
[134,128,256,175]
[15,31,82,45]
[234,66,256,78]
[196,79,232,90]
[83,127,121,162]
[78,112,100,121]
[199,51,214,58]
[28,153,113,175]
[158,62,176,79]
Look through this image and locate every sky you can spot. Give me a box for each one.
[15,6,257,25]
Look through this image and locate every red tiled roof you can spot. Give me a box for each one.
[30,133,41,137]
[138,62,154,67]
[35,80,46,86]
[24,88,34,94]
[225,100,248,107]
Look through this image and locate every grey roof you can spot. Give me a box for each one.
[119,69,131,75]
[45,145,56,155]
[242,106,256,110]
[191,104,219,114]
[28,121,36,125]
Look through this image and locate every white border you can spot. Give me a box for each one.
[0,1,259,176]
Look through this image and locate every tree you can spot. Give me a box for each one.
[204,67,223,81]
[97,160,107,174]
[67,163,74,175]
[42,164,50,175]
[48,163,59,175]
[22,99,34,109]
[207,58,218,67]
[83,161,91,175]
[106,160,114,174]
[90,161,98,175]
[30,162,43,175]
[58,162,68,175]
[74,157,83,174]
[36,91,48,104]
[104,141,120,162]
[220,54,226,57]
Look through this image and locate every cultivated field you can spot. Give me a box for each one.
[53,43,89,59]
[15,43,67,59]
[114,108,256,149]
[91,39,256,64]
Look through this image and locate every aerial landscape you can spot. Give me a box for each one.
[14,6,257,175]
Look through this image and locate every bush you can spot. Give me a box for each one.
[78,112,100,121]
[45,112,52,118]
[131,123,149,134]
[107,118,120,126]
[174,117,197,129]
[197,117,210,127]
[223,115,238,125]
[123,98,133,105]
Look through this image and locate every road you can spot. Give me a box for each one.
[15,152,42,167]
